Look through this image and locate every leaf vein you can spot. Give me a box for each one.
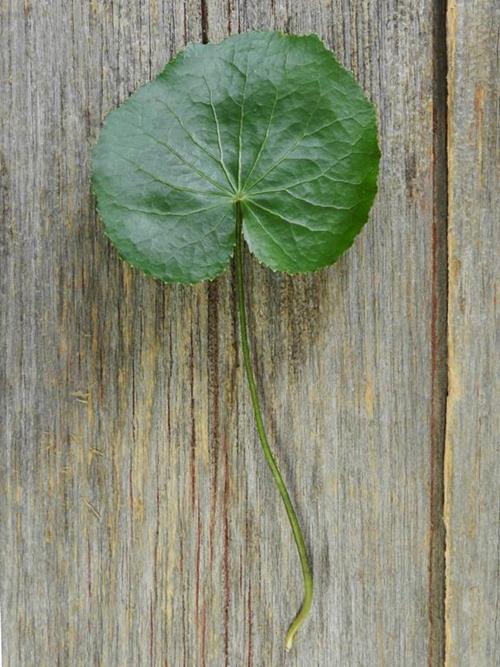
[237,56,250,189]
[109,201,223,218]
[242,85,279,191]
[107,150,229,198]
[249,200,331,230]
[151,95,235,187]
[202,75,238,192]
[120,112,231,193]
[246,207,300,264]
[245,91,323,192]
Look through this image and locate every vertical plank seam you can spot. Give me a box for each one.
[429,1,449,665]
[443,1,456,664]
[200,0,209,44]
[207,280,223,665]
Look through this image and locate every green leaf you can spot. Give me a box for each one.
[92,31,380,283]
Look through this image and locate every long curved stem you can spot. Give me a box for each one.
[234,201,313,650]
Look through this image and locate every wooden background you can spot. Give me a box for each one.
[1,1,497,665]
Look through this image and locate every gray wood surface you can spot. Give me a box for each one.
[444,1,499,665]
[0,1,495,665]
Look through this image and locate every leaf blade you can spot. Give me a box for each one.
[92,31,380,283]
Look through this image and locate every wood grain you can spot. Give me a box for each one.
[1,0,491,665]
[445,1,499,665]
[203,4,447,666]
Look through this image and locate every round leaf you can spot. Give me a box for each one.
[92,31,380,283]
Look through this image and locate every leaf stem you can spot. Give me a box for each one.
[234,201,313,650]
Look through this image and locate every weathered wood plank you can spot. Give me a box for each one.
[1,1,447,665]
[0,3,208,666]
[204,1,448,665]
[445,2,499,664]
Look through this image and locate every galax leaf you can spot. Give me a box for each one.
[92,31,380,283]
